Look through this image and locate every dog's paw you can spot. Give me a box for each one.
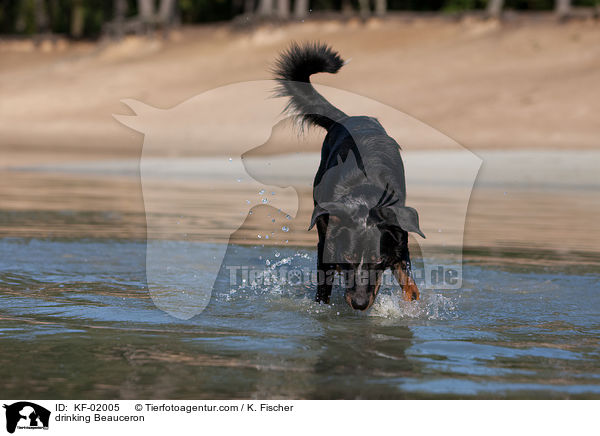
[402,279,420,301]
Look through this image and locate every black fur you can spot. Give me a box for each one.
[274,42,424,310]
[273,41,346,130]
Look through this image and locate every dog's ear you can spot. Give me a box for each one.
[308,205,328,230]
[389,205,426,238]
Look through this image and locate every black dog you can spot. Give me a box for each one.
[274,42,425,311]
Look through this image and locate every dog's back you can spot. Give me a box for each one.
[319,116,408,206]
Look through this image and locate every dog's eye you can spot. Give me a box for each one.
[329,215,342,225]
[343,253,356,263]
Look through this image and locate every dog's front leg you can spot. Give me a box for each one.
[393,235,420,301]
[393,260,420,301]
[315,218,333,304]
[393,262,419,301]
[315,264,334,304]
[315,247,334,304]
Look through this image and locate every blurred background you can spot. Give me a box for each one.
[1,0,600,39]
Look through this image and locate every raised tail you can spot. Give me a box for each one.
[273,42,347,130]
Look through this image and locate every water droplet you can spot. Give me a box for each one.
[262,198,268,204]
[228,157,233,162]
[266,259,271,266]
[249,211,253,215]
[274,252,280,258]
[282,226,289,232]
[259,189,265,195]
[257,234,262,239]
[285,215,291,220]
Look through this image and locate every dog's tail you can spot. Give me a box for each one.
[273,42,347,130]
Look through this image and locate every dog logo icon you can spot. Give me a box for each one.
[3,402,50,434]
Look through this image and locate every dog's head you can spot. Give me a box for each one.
[310,186,424,311]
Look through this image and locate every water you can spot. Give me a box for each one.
[1,238,599,399]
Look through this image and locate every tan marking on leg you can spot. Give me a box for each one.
[394,264,420,301]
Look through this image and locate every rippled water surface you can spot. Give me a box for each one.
[1,238,599,399]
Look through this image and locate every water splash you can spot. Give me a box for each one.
[368,292,457,320]
[219,249,458,321]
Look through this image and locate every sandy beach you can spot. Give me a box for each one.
[2,149,599,264]
[1,15,600,164]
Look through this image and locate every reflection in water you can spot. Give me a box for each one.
[308,322,416,399]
